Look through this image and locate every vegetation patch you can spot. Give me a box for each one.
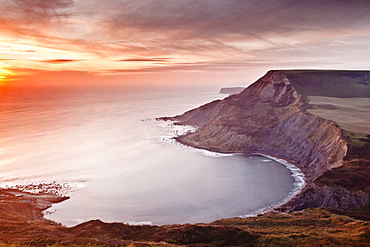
[316,159,370,194]
[279,70,370,98]
[344,130,370,159]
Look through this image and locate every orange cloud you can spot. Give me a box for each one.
[0,0,369,87]
[117,58,170,62]
[41,59,83,64]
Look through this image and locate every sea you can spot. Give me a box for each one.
[0,85,304,227]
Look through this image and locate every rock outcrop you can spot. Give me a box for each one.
[169,71,347,182]
[162,70,370,212]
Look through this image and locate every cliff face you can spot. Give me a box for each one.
[171,71,347,182]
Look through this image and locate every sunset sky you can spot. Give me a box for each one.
[1,0,369,88]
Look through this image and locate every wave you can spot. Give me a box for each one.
[0,181,86,197]
[256,153,306,197]
[157,119,307,218]
[157,120,235,157]
[240,153,306,218]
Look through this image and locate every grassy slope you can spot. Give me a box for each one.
[213,208,370,246]
[280,70,370,98]
[0,207,368,246]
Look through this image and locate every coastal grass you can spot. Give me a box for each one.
[305,97,370,134]
[346,131,370,147]
[344,130,370,158]
[212,208,370,246]
[316,159,370,194]
[280,70,370,98]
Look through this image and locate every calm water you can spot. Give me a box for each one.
[0,86,297,226]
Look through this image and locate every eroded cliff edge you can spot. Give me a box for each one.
[163,70,370,211]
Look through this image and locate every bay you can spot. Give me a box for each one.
[0,86,296,226]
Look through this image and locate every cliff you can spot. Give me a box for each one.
[165,70,370,211]
[169,71,347,181]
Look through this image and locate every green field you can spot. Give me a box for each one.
[279,70,370,98]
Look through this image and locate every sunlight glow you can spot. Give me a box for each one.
[0,63,15,85]
[0,1,368,87]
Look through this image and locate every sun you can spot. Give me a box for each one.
[0,64,15,86]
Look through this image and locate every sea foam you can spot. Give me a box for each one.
[157,119,307,217]
[157,120,234,157]
[0,181,86,197]
[240,153,306,218]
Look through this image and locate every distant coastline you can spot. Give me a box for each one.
[219,87,245,95]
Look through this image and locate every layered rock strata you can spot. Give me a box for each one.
[164,70,362,211]
[169,71,347,182]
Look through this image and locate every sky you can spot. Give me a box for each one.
[0,0,369,88]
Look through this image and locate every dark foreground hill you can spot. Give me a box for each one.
[0,70,369,246]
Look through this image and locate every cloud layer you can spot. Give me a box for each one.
[1,0,369,86]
